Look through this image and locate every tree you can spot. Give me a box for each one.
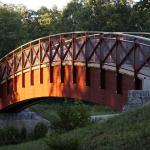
[0,5,25,57]
[133,0,150,32]
[0,0,149,58]
[37,6,61,35]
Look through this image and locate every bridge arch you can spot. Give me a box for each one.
[0,31,150,112]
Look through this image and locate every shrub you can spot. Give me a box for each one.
[46,134,79,150]
[20,127,27,141]
[50,100,90,133]
[0,128,5,145]
[0,127,21,145]
[33,122,48,139]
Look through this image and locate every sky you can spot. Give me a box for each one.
[0,0,140,11]
[0,0,71,10]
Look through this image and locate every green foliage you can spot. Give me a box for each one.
[33,122,48,139]
[133,0,150,32]
[0,123,47,146]
[78,104,150,150]
[20,127,27,141]
[30,100,117,122]
[0,138,47,150]
[0,0,149,58]
[0,127,23,145]
[50,100,90,133]
[46,134,79,150]
[0,6,24,57]
[47,104,150,150]
[1,104,150,150]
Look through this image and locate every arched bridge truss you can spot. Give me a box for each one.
[0,32,150,111]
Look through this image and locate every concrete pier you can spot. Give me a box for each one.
[0,109,49,131]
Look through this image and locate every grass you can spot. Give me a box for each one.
[63,104,150,150]
[1,103,150,150]
[30,100,118,122]
[0,139,48,150]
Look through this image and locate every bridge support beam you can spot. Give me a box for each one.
[50,65,53,83]
[100,67,105,89]
[116,71,122,94]
[30,70,34,85]
[22,73,25,88]
[61,65,65,83]
[13,75,17,92]
[85,65,90,86]
[134,76,142,90]
[73,65,77,84]
[40,68,43,84]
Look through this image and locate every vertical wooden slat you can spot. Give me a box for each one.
[6,59,9,95]
[133,38,141,90]
[116,35,122,94]
[39,39,43,84]
[72,33,77,84]
[30,43,34,85]
[116,71,123,94]
[100,66,105,89]
[60,35,64,83]
[49,37,54,83]
[21,46,25,88]
[13,52,16,91]
[85,33,90,86]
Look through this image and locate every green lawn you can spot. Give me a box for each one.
[1,103,150,150]
[0,139,48,150]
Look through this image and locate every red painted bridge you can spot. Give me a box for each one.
[0,32,150,112]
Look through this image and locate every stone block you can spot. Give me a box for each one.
[124,90,150,111]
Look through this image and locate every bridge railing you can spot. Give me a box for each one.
[0,31,150,84]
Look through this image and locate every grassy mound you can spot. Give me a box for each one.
[78,104,150,150]
[47,104,150,150]
[1,104,150,150]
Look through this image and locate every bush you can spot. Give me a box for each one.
[46,134,79,150]
[50,100,90,133]
[0,127,21,145]
[20,127,27,141]
[0,128,5,145]
[33,122,48,139]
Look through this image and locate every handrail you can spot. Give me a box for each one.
[0,31,150,62]
[0,31,150,82]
